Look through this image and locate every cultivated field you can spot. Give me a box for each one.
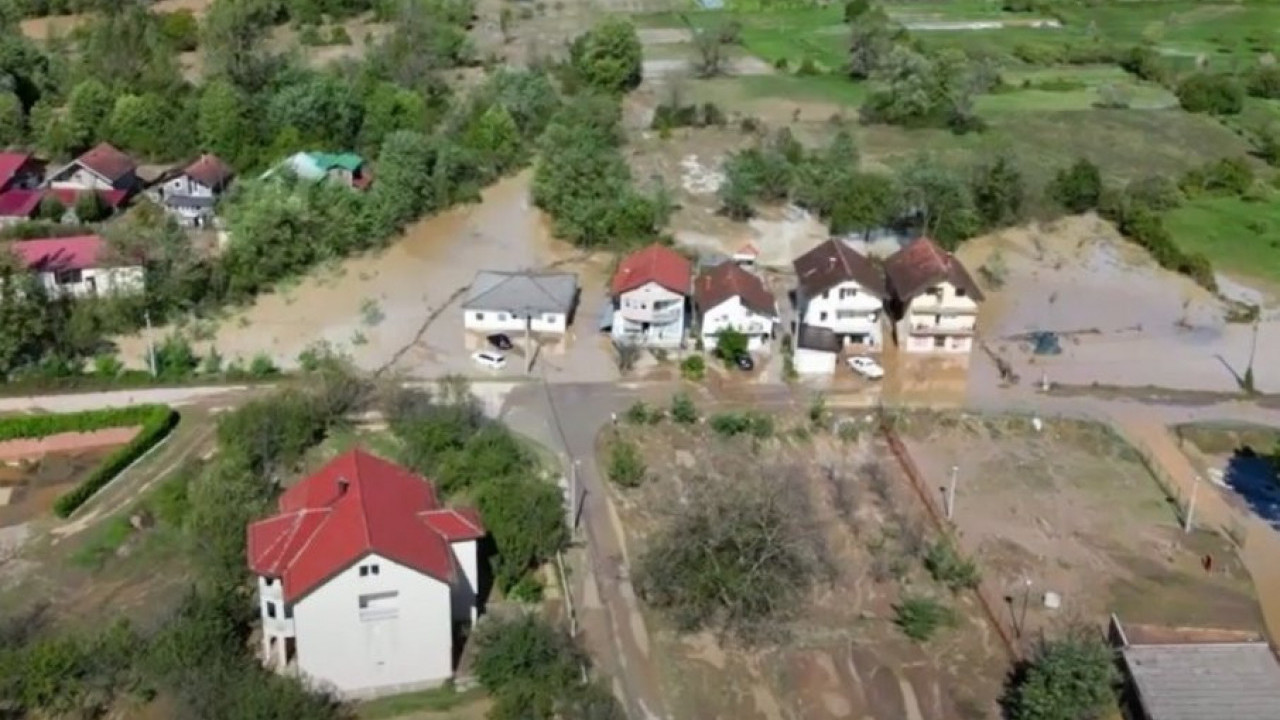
[896,412,1264,638]
[609,414,1009,720]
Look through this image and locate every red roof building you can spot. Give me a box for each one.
[0,189,44,220]
[611,243,692,296]
[73,143,137,185]
[246,449,485,605]
[8,235,105,272]
[181,153,235,189]
[0,152,42,192]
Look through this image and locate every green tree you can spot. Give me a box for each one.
[359,81,428,149]
[899,157,980,249]
[106,93,174,159]
[0,90,25,147]
[197,80,255,168]
[266,74,363,150]
[159,9,200,52]
[462,104,522,177]
[1005,628,1118,720]
[607,439,646,487]
[74,191,110,223]
[714,327,749,364]
[66,78,115,149]
[1176,72,1244,115]
[475,473,569,591]
[369,130,436,231]
[1048,158,1103,213]
[970,155,1024,230]
[848,8,898,79]
[36,193,65,221]
[828,171,898,237]
[569,19,643,94]
[31,100,77,159]
[201,0,283,92]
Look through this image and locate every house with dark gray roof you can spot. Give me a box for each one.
[462,271,578,336]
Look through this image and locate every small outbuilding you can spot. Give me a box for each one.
[792,324,840,375]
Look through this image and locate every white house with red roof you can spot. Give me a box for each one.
[148,153,235,228]
[6,234,144,296]
[246,449,485,698]
[608,243,691,348]
[46,142,140,194]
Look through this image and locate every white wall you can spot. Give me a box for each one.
[793,347,836,375]
[36,265,144,297]
[464,309,567,334]
[450,540,478,624]
[616,282,684,325]
[163,175,215,198]
[699,296,775,351]
[899,281,978,355]
[291,554,454,698]
[49,166,112,191]
[799,280,884,347]
[905,281,978,314]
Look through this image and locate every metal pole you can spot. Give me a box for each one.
[570,460,580,536]
[144,310,157,377]
[525,314,532,375]
[1184,475,1199,533]
[946,465,958,520]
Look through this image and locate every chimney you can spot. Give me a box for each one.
[337,478,349,496]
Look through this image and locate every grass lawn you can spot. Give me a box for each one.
[357,685,486,720]
[1165,194,1280,285]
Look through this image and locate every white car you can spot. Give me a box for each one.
[845,355,885,380]
[472,351,507,370]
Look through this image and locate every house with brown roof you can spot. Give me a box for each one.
[693,261,777,352]
[148,153,235,228]
[883,237,983,354]
[246,448,485,698]
[792,238,889,353]
[608,243,692,348]
[45,143,140,194]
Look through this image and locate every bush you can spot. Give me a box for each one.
[1047,158,1102,213]
[624,401,661,425]
[1119,45,1169,84]
[1004,627,1118,720]
[53,406,179,517]
[568,19,642,94]
[328,25,353,45]
[158,9,199,52]
[1012,42,1063,66]
[923,540,981,592]
[248,352,279,377]
[1181,157,1254,197]
[607,439,646,487]
[714,328,749,366]
[680,354,705,381]
[670,392,697,424]
[1125,175,1183,211]
[1176,73,1244,115]
[92,353,124,378]
[709,411,773,438]
[894,594,955,641]
[155,334,199,379]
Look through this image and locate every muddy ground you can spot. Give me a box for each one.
[897,412,1264,639]
[1176,422,1280,532]
[609,414,1009,720]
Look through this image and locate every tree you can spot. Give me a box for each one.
[1176,73,1244,115]
[848,8,897,80]
[898,157,980,249]
[844,0,871,22]
[828,171,898,237]
[462,104,522,177]
[159,9,200,52]
[569,20,643,94]
[197,80,255,168]
[714,327,749,364]
[1004,628,1118,720]
[359,81,428,149]
[1048,158,1102,213]
[36,194,65,221]
[66,78,115,149]
[266,74,363,150]
[689,21,729,78]
[106,93,176,159]
[970,155,1024,230]
[74,191,110,223]
[202,0,283,92]
[0,90,24,147]
[370,130,437,232]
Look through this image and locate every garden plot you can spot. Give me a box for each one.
[607,414,1009,720]
[896,412,1264,639]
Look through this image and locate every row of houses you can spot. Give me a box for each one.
[458,236,982,374]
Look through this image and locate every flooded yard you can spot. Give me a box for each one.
[0,445,122,528]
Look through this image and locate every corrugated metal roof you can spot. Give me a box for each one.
[1123,643,1280,720]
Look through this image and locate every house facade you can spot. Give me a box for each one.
[792,238,889,350]
[8,235,144,296]
[693,261,777,351]
[46,143,140,193]
[462,271,578,335]
[246,449,484,699]
[609,244,691,349]
[884,237,983,354]
[150,153,234,228]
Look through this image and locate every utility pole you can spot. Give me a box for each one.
[570,459,581,537]
[945,465,958,520]
[1184,475,1200,533]
[524,312,533,375]
[144,310,157,377]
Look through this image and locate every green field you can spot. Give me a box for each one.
[1165,195,1280,285]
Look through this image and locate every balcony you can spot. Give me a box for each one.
[909,323,975,337]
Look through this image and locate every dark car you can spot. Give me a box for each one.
[734,353,754,371]
[487,333,513,350]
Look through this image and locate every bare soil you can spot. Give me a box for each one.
[0,445,122,527]
[895,412,1264,638]
[610,415,1009,720]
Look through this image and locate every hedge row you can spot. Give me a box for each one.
[42,406,180,518]
[0,405,170,443]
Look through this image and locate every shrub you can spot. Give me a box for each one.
[624,401,661,425]
[298,24,324,46]
[709,411,773,438]
[894,594,955,641]
[1119,45,1169,84]
[670,392,697,424]
[1004,627,1119,720]
[1125,175,1183,211]
[607,439,646,487]
[249,352,279,377]
[1176,73,1244,115]
[680,354,705,381]
[328,25,353,45]
[1012,43,1062,66]
[155,334,199,379]
[92,353,124,378]
[1047,158,1102,213]
[1247,65,1280,99]
[714,328,749,366]
[53,406,180,517]
[923,540,981,592]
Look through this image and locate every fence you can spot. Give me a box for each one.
[878,413,1023,662]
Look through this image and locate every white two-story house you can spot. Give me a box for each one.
[608,243,691,349]
[884,237,984,354]
[792,238,889,350]
[149,153,235,228]
[8,235,144,296]
[693,261,777,351]
[247,449,485,699]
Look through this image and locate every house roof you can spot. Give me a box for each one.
[1122,642,1280,720]
[793,238,887,299]
[73,143,137,183]
[611,244,691,296]
[0,152,34,188]
[0,189,43,218]
[311,152,363,173]
[463,271,578,314]
[883,237,984,302]
[796,324,840,352]
[693,261,776,319]
[246,449,484,605]
[8,235,105,272]
[182,153,234,189]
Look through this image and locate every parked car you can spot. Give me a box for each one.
[487,333,513,350]
[845,355,884,379]
[734,354,754,371]
[472,351,507,370]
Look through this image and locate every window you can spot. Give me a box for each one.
[839,288,858,299]
[544,314,556,323]
[474,312,484,321]
[264,577,275,586]
[955,287,966,297]
[358,591,400,621]
[934,336,946,348]
[359,563,380,577]
[54,268,83,285]
[266,601,277,619]
[284,604,293,619]
[835,310,858,319]
[934,315,942,325]
[497,313,508,321]
[819,312,828,321]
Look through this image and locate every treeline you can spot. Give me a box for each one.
[0,0,379,23]
[0,364,578,718]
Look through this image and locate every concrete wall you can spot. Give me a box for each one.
[292,554,454,697]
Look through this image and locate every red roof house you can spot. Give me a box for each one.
[181,153,235,190]
[610,243,692,296]
[883,236,984,302]
[0,152,42,192]
[246,448,485,605]
[0,189,44,221]
[47,142,139,192]
[8,235,106,272]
